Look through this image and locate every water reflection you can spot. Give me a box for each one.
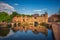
[12,25,48,35]
[0,30,53,40]
[0,27,10,37]
[0,25,53,40]
[32,30,47,36]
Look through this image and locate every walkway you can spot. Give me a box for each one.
[49,22,60,40]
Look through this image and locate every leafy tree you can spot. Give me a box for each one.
[0,12,10,22]
[0,12,8,21]
[10,11,19,20]
[40,22,51,29]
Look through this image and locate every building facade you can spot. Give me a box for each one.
[48,14,60,22]
[12,13,48,26]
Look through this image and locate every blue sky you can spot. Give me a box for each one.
[0,0,60,16]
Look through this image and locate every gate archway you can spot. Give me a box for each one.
[34,22,38,27]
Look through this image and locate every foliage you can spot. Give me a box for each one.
[40,22,48,26]
[55,20,60,22]
[40,22,52,29]
[0,11,21,22]
[0,12,11,22]
[27,15,32,17]
[10,11,20,18]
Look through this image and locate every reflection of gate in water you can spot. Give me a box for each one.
[13,23,20,27]
[18,23,20,26]
[14,23,16,27]
[34,22,38,26]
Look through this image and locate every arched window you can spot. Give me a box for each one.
[18,23,20,27]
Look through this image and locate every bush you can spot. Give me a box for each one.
[55,20,60,22]
[40,22,48,26]
[40,22,52,29]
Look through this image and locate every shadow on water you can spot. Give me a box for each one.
[32,29,48,36]
[0,27,10,37]
[51,27,56,40]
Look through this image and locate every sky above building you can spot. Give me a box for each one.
[0,0,60,16]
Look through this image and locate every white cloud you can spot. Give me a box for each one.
[33,8,47,12]
[0,2,15,14]
[33,8,47,14]
[33,10,41,12]
[22,8,26,10]
[20,8,47,15]
[14,3,19,6]
[0,3,15,11]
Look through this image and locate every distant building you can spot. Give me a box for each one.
[12,13,48,25]
[48,14,60,22]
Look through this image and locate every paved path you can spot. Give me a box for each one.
[49,22,60,40]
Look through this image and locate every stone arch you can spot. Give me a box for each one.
[7,23,12,28]
[14,23,16,27]
[34,22,39,27]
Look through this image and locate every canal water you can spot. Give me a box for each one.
[0,27,54,40]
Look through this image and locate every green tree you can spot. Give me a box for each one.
[0,12,10,22]
[10,11,19,17]
[10,11,21,22]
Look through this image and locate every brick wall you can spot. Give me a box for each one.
[12,13,48,25]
